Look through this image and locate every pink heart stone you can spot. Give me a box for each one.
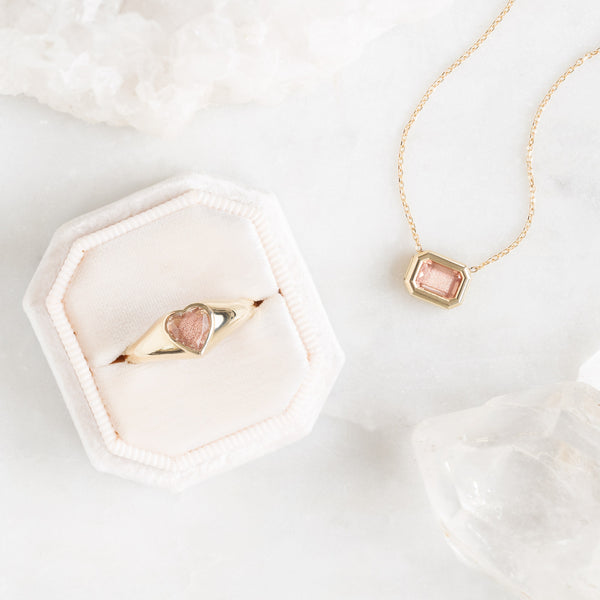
[165,306,212,353]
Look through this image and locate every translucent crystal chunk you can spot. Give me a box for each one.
[0,0,452,134]
[413,382,600,600]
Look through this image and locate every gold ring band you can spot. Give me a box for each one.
[115,299,261,364]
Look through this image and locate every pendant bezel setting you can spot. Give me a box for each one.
[404,251,471,309]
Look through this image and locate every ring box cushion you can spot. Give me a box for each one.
[24,174,344,490]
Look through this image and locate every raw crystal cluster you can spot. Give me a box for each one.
[0,0,451,134]
[414,382,600,600]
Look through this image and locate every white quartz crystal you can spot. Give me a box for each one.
[578,350,600,391]
[413,382,600,600]
[0,0,451,134]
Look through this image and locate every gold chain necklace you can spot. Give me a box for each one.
[399,0,600,308]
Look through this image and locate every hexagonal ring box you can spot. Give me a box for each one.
[24,174,344,490]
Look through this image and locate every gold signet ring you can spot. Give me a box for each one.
[114,299,262,364]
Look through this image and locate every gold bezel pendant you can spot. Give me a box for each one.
[404,251,471,309]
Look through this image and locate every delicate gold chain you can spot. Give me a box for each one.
[397,0,600,273]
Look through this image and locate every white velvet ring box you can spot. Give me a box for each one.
[24,174,344,490]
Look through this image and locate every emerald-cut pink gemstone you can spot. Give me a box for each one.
[415,258,463,300]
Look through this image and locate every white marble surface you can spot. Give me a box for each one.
[2,0,600,598]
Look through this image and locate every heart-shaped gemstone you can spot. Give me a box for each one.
[165,305,212,353]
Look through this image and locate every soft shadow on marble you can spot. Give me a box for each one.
[414,382,600,600]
